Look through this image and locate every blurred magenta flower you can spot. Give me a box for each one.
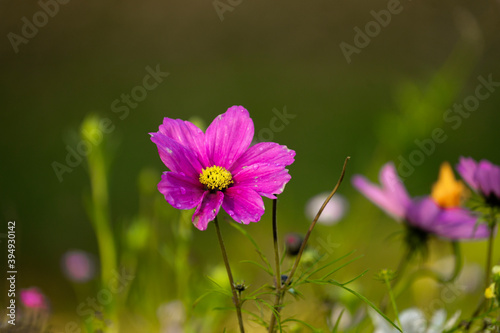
[457,157,500,207]
[305,192,349,225]
[352,162,489,241]
[150,106,295,230]
[61,250,96,283]
[20,287,48,309]
[352,163,411,222]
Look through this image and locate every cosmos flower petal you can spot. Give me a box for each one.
[233,163,292,199]
[406,197,441,231]
[352,163,410,221]
[434,207,490,240]
[157,118,209,166]
[379,163,412,207]
[205,106,254,168]
[231,142,295,172]
[192,191,224,231]
[490,163,500,198]
[222,186,265,224]
[477,160,500,198]
[150,132,203,178]
[456,157,479,191]
[158,172,205,210]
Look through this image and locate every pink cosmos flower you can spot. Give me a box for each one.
[352,162,489,240]
[61,250,96,283]
[456,157,500,207]
[150,106,295,230]
[20,287,48,310]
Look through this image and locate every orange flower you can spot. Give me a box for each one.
[431,162,467,208]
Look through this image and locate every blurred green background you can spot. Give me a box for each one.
[1,0,500,331]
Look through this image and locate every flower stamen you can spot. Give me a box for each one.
[199,166,234,191]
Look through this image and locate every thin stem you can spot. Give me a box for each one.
[393,241,463,301]
[213,216,245,333]
[380,249,412,312]
[384,275,402,330]
[485,207,496,289]
[267,157,350,333]
[272,198,281,288]
[467,208,498,325]
[268,199,282,331]
[286,156,350,285]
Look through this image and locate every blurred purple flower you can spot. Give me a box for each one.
[352,162,489,241]
[20,287,48,310]
[457,157,500,207]
[150,106,295,230]
[62,250,96,283]
[305,192,349,225]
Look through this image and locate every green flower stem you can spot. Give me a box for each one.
[383,274,402,330]
[393,242,462,301]
[272,199,281,290]
[213,216,245,333]
[268,198,282,332]
[84,116,118,332]
[267,157,350,333]
[285,157,349,286]
[485,207,496,289]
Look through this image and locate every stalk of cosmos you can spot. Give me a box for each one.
[213,216,245,333]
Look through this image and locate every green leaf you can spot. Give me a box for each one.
[240,260,274,276]
[282,318,322,332]
[333,282,402,332]
[297,250,356,284]
[192,288,231,308]
[320,255,364,281]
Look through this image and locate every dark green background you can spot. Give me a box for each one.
[1,0,499,330]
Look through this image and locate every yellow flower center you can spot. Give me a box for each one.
[431,162,467,208]
[199,166,234,191]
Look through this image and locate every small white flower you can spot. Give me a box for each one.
[157,300,185,333]
[305,192,348,225]
[370,308,460,333]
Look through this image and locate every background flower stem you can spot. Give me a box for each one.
[286,156,349,284]
[383,273,402,329]
[485,207,496,289]
[213,216,245,333]
[82,116,119,332]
